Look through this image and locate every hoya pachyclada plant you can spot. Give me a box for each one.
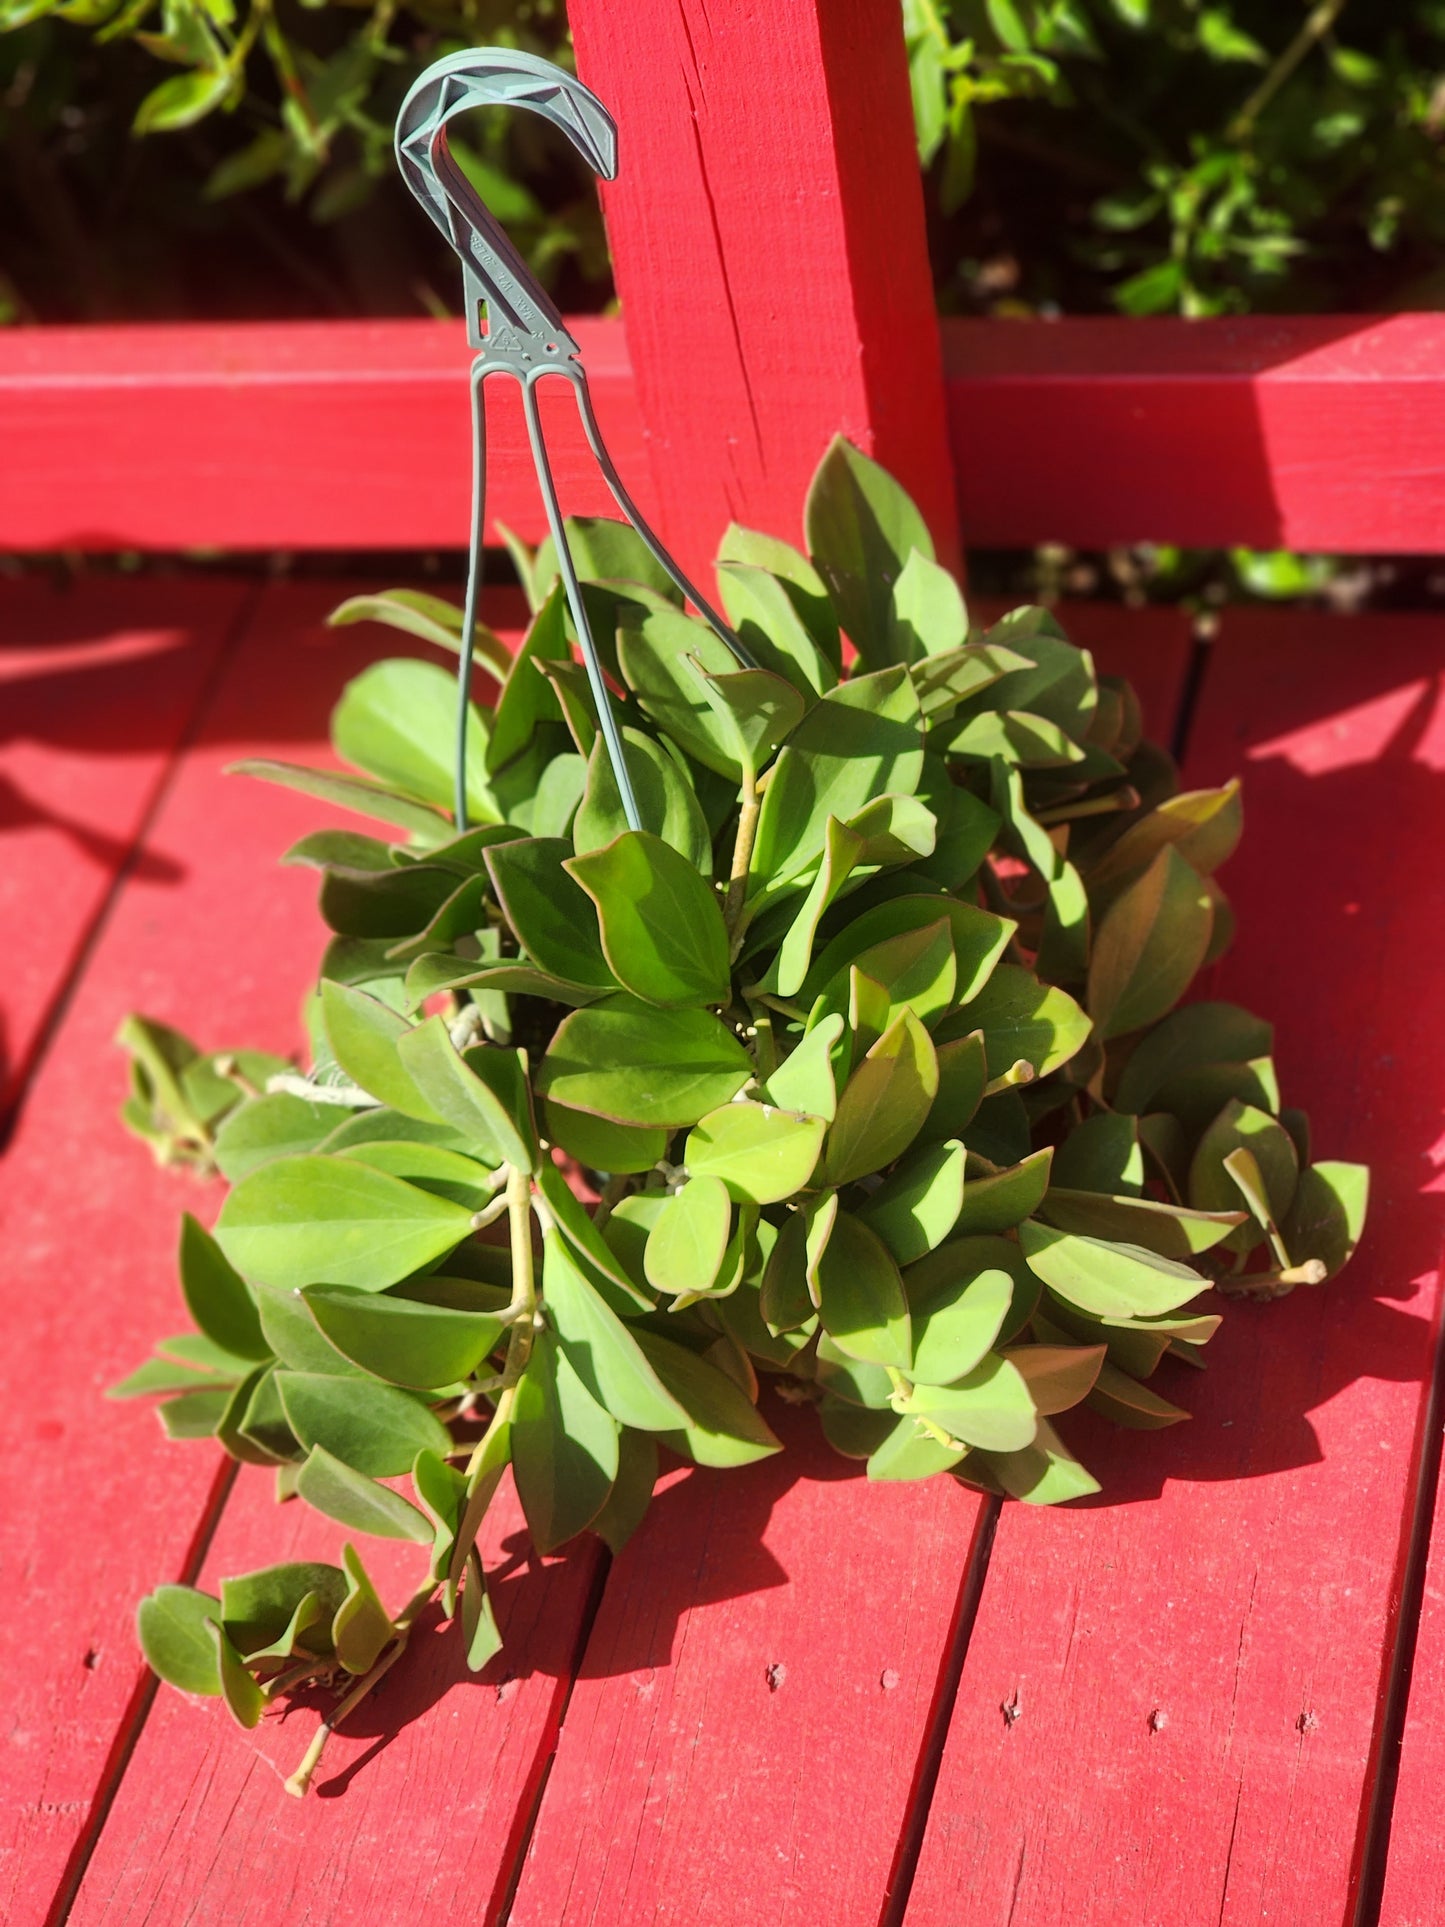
[116,438,1367,1791]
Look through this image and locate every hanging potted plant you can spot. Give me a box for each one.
[113,438,1366,1796]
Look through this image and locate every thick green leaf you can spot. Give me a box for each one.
[589,1429,660,1554]
[327,588,510,675]
[484,837,615,990]
[396,1018,535,1173]
[230,758,448,840]
[137,1586,223,1695]
[1088,848,1213,1040]
[1112,1001,1273,1115]
[716,562,834,695]
[295,1445,434,1542]
[866,1417,967,1481]
[978,1418,1100,1504]
[542,1100,668,1176]
[275,1371,451,1477]
[109,1354,233,1400]
[412,1448,467,1581]
[1006,1342,1106,1415]
[1087,1358,1191,1429]
[1282,1161,1369,1281]
[1018,1220,1208,1319]
[804,437,933,666]
[918,1031,987,1144]
[213,1093,339,1182]
[216,1154,474,1292]
[333,1544,394,1674]
[303,1285,501,1389]
[616,605,752,779]
[568,831,730,1007]
[157,1389,231,1440]
[220,1561,349,1654]
[889,547,968,662]
[178,1213,268,1361]
[1050,1113,1144,1195]
[511,1330,619,1553]
[541,1228,686,1430]
[487,583,571,772]
[762,1015,842,1122]
[1090,780,1243,891]
[698,661,810,773]
[941,963,1090,1080]
[252,1281,366,1376]
[748,668,924,900]
[338,1141,499,1212]
[684,1101,825,1204]
[909,1267,1013,1385]
[821,1010,938,1188]
[857,1139,965,1265]
[812,1208,912,1368]
[635,1331,782,1467]
[1037,1188,1244,1258]
[317,862,458,940]
[717,523,841,667]
[956,1147,1053,1235]
[534,1157,652,1312]
[906,1354,1036,1452]
[802,895,1012,1011]
[537,998,751,1129]
[462,1551,503,1673]
[333,657,496,821]
[572,727,713,875]
[644,1176,732,1295]
[211,1623,266,1729]
[319,981,442,1121]
[1189,1099,1299,1237]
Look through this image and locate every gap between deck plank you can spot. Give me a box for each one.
[903,606,1445,1927]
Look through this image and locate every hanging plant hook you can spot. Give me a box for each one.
[394,48,755,833]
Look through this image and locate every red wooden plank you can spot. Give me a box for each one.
[904,608,1445,1926]
[0,582,524,1925]
[947,313,1445,553]
[1379,1417,1445,1926]
[0,576,246,1118]
[8,315,1445,557]
[68,1468,601,1927]
[569,0,958,579]
[0,320,641,553]
[504,611,1190,1926]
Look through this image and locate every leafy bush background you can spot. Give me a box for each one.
[2,0,1442,324]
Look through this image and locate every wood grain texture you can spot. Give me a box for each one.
[508,1410,989,1927]
[904,608,1445,1927]
[9,314,1445,555]
[490,0,960,579]
[0,581,516,1925]
[503,610,1190,1927]
[0,576,246,1119]
[67,1468,601,1927]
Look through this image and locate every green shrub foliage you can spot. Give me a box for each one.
[117,440,1366,1787]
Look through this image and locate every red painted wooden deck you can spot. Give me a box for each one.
[2,580,1440,1927]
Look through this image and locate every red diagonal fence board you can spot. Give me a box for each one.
[504,613,1190,1927]
[0,319,641,553]
[904,608,1445,1926]
[7,315,1445,556]
[69,1467,601,1927]
[0,581,521,1925]
[0,576,246,1117]
[569,0,958,579]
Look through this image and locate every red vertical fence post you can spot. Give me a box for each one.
[568,0,958,582]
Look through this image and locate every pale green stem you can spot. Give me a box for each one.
[283,1575,436,1797]
[1229,0,1349,141]
[725,771,762,958]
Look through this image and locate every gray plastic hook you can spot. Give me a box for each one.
[394,48,754,835]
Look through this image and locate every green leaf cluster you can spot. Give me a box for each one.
[114,437,1366,1780]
